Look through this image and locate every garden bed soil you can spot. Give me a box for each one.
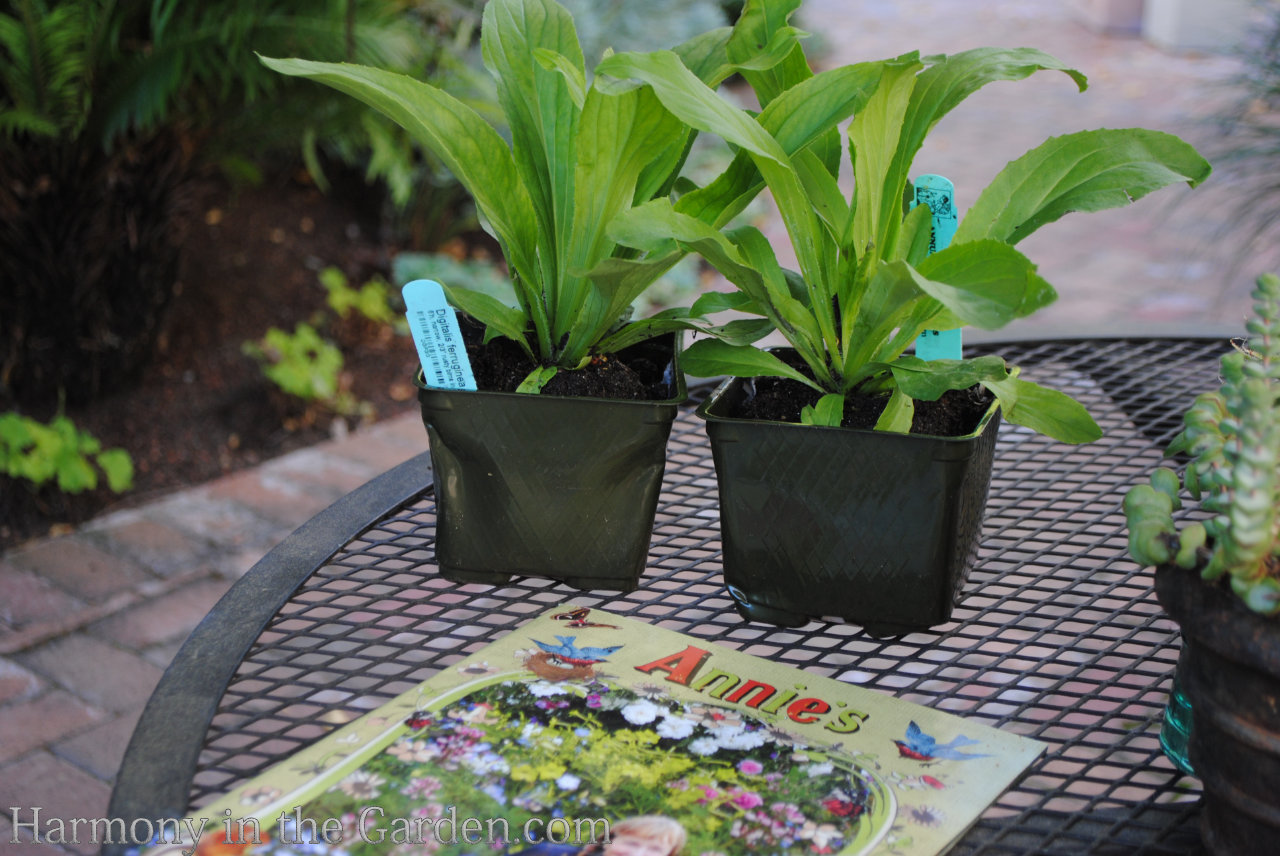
[1,172,422,550]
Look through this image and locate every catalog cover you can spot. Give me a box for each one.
[139,605,1043,856]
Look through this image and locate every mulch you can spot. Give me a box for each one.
[1,171,421,550]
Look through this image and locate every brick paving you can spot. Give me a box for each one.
[0,2,1271,853]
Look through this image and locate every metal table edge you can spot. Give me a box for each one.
[104,451,434,847]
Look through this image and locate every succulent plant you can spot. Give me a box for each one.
[1125,273,1280,615]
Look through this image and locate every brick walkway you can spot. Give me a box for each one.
[0,416,425,855]
[0,2,1268,853]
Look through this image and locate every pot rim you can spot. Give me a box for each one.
[415,368,688,407]
[694,374,1001,442]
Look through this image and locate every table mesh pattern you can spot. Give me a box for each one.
[193,338,1222,854]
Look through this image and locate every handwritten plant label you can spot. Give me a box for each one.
[402,279,477,391]
[912,174,961,361]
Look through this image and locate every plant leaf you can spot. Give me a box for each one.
[516,365,559,393]
[481,0,583,295]
[582,250,685,330]
[258,57,542,298]
[437,283,533,361]
[848,52,923,258]
[883,354,1010,400]
[956,128,1213,245]
[726,0,807,108]
[801,393,846,427]
[596,49,787,164]
[914,240,1057,327]
[96,448,135,493]
[681,339,821,391]
[874,388,914,433]
[841,259,930,379]
[675,62,881,229]
[980,374,1102,444]
[596,312,772,355]
[560,83,686,360]
[892,202,934,265]
[671,26,733,86]
[690,290,761,316]
[533,47,586,109]
[595,45,822,283]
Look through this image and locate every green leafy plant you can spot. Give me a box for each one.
[0,411,133,494]
[603,40,1212,441]
[320,265,401,328]
[242,322,363,416]
[263,0,856,392]
[1125,273,1280,615]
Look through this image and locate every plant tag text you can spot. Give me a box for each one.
[402,279,478,391]
[912,174,962,360]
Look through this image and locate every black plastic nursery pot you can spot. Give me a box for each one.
[416,335,685,592]
[1155,563,1280,856]
[698,372,1001,636]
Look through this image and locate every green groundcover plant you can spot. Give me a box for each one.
[262,0,874,392]
[0,412,133,495]
[600,34,1212,441]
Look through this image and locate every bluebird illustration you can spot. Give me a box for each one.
[894,720,989,762]
[532,635,622,666]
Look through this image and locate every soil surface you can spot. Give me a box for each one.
[1,171,422,549]
[734,351,994,435]
[462,318,677,400]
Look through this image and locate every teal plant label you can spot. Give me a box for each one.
[402,279,477,391]
[912,174,962,360]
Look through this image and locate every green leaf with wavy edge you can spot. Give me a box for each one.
[726,0,806,109]
[801,393,845,427]
[857,48,1088,261]
[956,128,1213,245]
[882,354,1010,401]
[534,47,586,109]
[437,282,533,362]
[980,374,1101,444]
[914,240,1056,326]
[874,388,915,433]
[681,339,820,391]
[516,365,559,393]
[673,60,881,230]
[690,289,762,317]
[859,242,1052,342]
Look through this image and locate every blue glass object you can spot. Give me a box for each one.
[1161,648,1195,776]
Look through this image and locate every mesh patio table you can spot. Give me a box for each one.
[107,335,1227,855]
